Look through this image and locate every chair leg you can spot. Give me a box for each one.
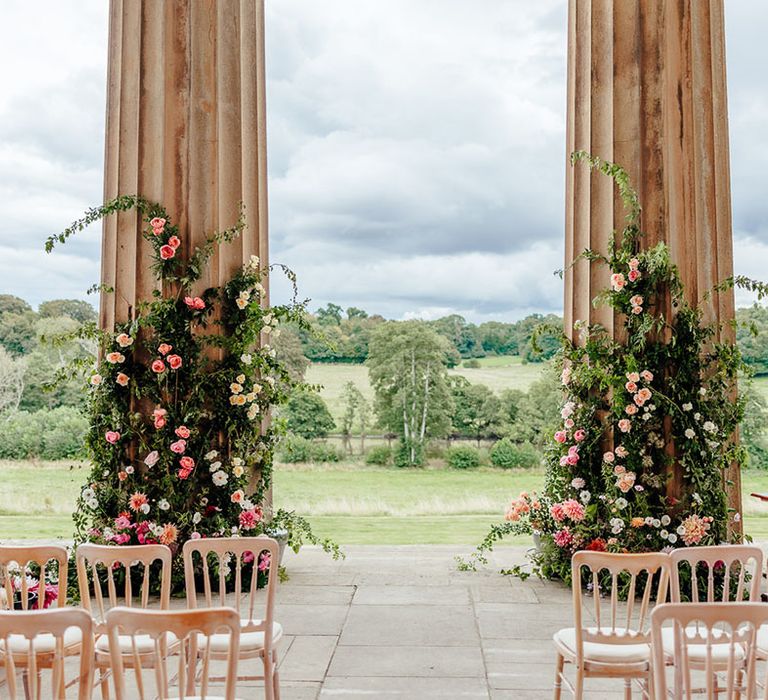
[273,649,281,700]
[263,655,275,700]
[553,653,564,700]
[574,667,584,700]
[99,667,110,700]
[624,678,632,700]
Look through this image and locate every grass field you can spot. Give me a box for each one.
[307,356,547,424]
[3,459,768,545]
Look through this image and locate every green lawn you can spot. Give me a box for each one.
[3,459,768,544]
[306,356,547,425]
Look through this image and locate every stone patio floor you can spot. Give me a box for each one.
[270,545,623,699]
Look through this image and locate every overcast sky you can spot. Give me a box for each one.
[0,1,766,322]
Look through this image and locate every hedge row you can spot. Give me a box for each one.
[0,407,88,460]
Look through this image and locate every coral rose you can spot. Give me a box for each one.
[167,354,182,370]
[640,370,654,382]
[628,269,640,282]
[618,418,631,433]
[610,273,626,291]
[151,359,166,374]
[149,217,166,231]
[116,333,134,347]
[159,245,175,260]
[184,296,205,310]
[175,425,190,439]
[158,343,172,355]
[116,373,129,387]
[105,431,121,444]
[167,235,181,249]
[179,456,195,470]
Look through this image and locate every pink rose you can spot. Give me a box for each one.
[159,245,175,260]
[628,257,640,270]
[633,394,646,407]
[628,269,640,282]
[144,450,160,467]
[640,370,654,382]
[573,429,586,442]
[152,359,166,374]
[637,387,652,402]
[167,235,181,249]
[158,343,172,355]
[179,456,195,470]
[631,305,643,315]
[603,451,615,463]
[153,408,167,429]
[559,456,569,467]
[618,418,631,433]
[175,426,190,439]
[170,439,187,454]
[615,445,628,458]
[184,296,205,310]
[626,372,640,383]
[105,430,121,444]
[630,295,643,307]
[554,430,567,444]
[625,404,638,415]
[625,381,638,393]
[150,217,166,231]
[610,273,626,291]
[564,418,575,429]
[167,354,183,370]
[566,453,579,466]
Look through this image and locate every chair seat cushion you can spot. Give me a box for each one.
[198,619,282,653]
[0,626,82,655]
[554,627,650,664]
[661,627,745,664]
[95,631,178,655]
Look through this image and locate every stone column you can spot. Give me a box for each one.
[100,0,268,328]
[564,0,740,522]
[100,0,270,500]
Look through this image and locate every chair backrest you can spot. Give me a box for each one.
[571,551,671,652]
[669,544,763,603]
[0,607,94,699]
[183,536,279,642]
[106,606,240,700]
[75,544,172,633]
[0,544,69,610]
[651,602,768,698]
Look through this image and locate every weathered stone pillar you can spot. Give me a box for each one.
[564,0,740,520]
[100,0,270,501]
[100,0,269,328]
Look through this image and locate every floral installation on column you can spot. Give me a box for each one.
[459,153,747,584]
[47,195,341,589]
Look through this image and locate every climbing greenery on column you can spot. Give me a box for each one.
[47,197,341,588]
[461,153,751,583]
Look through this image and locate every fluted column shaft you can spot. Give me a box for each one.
[100,0,269,327]
[564,0,740,520]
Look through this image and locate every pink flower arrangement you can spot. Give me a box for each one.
[560,499,585,522]
[258,552,271,572]
[105,430,121,444]
[178,456,195,479]
[167,354,183,370]
[114,515,131,529]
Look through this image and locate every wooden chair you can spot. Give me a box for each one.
[105,606,241,700]
[183,536,281,700]
[553,551,671,700]
[0,545,83,694]
[76,543,172,698]
[0,607,94,699]
[651,602,768,698]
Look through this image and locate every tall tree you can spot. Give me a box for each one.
[0,295,32,316]
[283,390,336,439]
[450,377,503,446]
[38,299,97,324]
[367,321,452,466]
[273,328,310,382]
[0,346,25,415]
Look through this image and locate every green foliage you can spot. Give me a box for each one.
[503,371,562,446]
[490,438,541,469]
[284,390,336,439]
[0,311,37,356]
[0,295,32,316]
[273,328,310,382]
[463,359,481,369]
[0,407,88,460]
[364,445,392,466]
[742,383,768,469]
[467,153,750,583]
[450,377,502,443]
[45,196,339,588]
[368,321,453,467]
[38,299,97,324]
[736,305,768,376]
[277,435,343,464]
[446,445,482,470]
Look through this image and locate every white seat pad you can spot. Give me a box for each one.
[554,627,650,664]
[0,626,82,655]
[198,619,282,653]
[95,631,177,654]
[661,627,744,664]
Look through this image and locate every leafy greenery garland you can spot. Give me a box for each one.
[47,197,342,588]
[459,153,748,583]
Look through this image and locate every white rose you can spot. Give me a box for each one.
[205,450,218,461]
[192,512,202,524]
[685,428,695,439]
[682,403,692,411]
[668,533,678,544]
[661,515,671,526]
[703,421,716,433]
[140,503,150,514]
[212,470,229,486]
[699,387,707,396]
[158,499,170,511]
[210,461,222,472]
[241,353,253,365]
